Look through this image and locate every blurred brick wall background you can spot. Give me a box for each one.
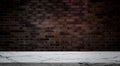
[0,0,120,51]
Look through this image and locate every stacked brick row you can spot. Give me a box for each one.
[0,0,120,51]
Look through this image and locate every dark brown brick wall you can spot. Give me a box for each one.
[0,0,120,51]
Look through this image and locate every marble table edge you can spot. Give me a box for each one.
[0,52,120,63]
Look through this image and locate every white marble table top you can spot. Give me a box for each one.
[0,52,120,63]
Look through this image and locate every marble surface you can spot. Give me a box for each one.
[0,52,120,63]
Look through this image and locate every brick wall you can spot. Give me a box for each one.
[0,0,120,51]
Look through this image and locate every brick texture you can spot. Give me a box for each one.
[0,0,120,51]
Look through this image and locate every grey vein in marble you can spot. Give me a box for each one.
[0,63,120,66]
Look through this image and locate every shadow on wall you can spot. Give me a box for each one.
[0,0,120,51]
